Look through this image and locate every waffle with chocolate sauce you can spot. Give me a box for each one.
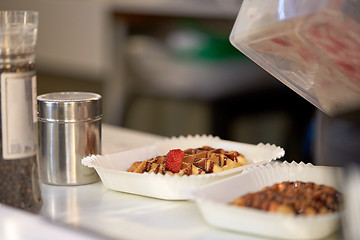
[127,146,248,176]
[230,181,342,215]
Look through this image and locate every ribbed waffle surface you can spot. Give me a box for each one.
[231,181,342,215]
[127,146,248,176]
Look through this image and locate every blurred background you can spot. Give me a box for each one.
[0,0,315,163]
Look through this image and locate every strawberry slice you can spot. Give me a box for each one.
[165,149,185,173]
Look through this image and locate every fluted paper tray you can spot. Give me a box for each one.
[190,161,344,239]
[82,135,284,200]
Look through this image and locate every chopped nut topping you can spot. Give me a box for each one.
[230,181,342,215]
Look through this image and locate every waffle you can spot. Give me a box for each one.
[230,181,342,215]
[127,146,248,176]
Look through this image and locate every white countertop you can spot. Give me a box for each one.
[0,124,342,240]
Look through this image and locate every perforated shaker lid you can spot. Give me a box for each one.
[37,92,102,122]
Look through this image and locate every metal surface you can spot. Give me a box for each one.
[37,92,102,122]
[37,92,102,185]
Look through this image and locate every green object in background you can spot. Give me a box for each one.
[197,35,246,60]
[167,19,247,62]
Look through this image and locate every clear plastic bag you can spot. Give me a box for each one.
[230,0,360,116]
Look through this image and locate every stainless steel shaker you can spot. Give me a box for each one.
[37,92,101,185]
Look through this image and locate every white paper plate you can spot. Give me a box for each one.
[82,135,284,200]
[190,161,344,239]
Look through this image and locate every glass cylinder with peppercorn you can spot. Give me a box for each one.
[0,11,42,213]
